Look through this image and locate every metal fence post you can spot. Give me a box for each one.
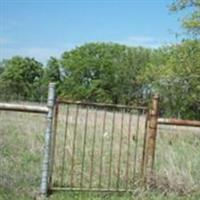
[40,83,56,197]
[144,94,159,184]
[49,98,59,189]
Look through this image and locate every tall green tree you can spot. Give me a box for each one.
[0,59,6,75]
[40,57,61,97]
[170,0,200,36]
[0,56,43,100]
[141,40,200,119]
[60,42,151,104]
[44,57,61,83]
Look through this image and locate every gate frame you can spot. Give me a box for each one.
[49,97,151,193]
[43,93,161,196]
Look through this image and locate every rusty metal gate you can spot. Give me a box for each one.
[51,99,148,192]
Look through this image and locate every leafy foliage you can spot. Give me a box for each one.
[0,56,43,100]
[40,57,62,98]
[0,60,6,75]
[170,0,200,37]
[141,40,200,119]
[60,42,151,104]
[0,40,199,119]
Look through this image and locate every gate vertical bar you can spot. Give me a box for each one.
[40,83,56,197]
[99,109,107,188]
[116,109,124,189]
[70,105,79,186]
[89,108,97,188]
[144,94,159,183]
[80,107,89,188]
[133,111,140,178]
[141,111,149,178]
[125,112,132,190]
[60,104,70,186]
[108,110,115,189]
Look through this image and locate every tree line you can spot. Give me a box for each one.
[0,0,199,119]
[0,40,199,119]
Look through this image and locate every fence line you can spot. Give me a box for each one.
[142,101,200,187]
[158,118,200,128]
[0,103,48,114]
[3,87,199,197]
[0,83,56,199]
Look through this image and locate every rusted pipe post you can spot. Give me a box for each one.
[144,94,159,184]
[141,111,149,178]
[40,83,56,197]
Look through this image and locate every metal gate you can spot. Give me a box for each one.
[51,99,148,192]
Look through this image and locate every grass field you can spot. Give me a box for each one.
[0,103,200,200]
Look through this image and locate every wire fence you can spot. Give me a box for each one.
[0,83,56,199]
[155,124,200,194]
[1,89,200,198]
[0,108,46,199]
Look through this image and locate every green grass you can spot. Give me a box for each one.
[155,125,200,195]
[0,111,45,200]
[48,191,200,200]
[0,105,200,200]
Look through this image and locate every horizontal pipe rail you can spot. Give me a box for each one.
[52,187,133,193]
[158,118,200,128]
[0,103,48,114]
[57,99,147,111]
